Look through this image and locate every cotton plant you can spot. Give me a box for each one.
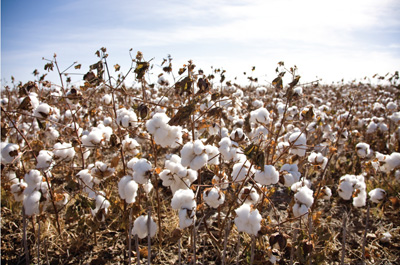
[338,174,367,207]
[159,154,198,194]
[171,189,196,229]
[145,112,183,148]
[234,203,262,236]
[131,215,158,239]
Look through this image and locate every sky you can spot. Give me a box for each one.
[1,0,400,87]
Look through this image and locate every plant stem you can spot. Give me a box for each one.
[22,207,30,265]
[361,203,370,265]
[128,207,133,265]
[147,208,151,265]
[341,211,347,265]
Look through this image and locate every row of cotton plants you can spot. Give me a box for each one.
[1,52,399,264]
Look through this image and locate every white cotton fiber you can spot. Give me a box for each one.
[171,189,195,210]
[369,188,386,204]
[131,215,158,239]
[234,204,262,235]
[203,187,225,208]
[23,190,41,216]
[254,165,279,185]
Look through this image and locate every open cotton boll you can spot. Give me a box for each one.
[81,129,104,148]
[252,100,263,109]
[320,186,332,200]
[250,107,271,125]
[131,158,152,184]
[219,137,239,161]
[280,164,301,187]
[5,171,19,185]
[179,207,196,229]
[53,142,75,161]
[124,180,139,204]
[91,192,110,221]
[116,108,137,128]
[171,189,195,210]
[205,145,220,165]
[307,152,328,168]
[122,137,140,156]
[356,142,371,158]
[254,165,279,185]
[11,179,28,201]
[256,86,267,96]
[232,160,253,182]
[23,190,41,216]
[33,103,52,119]
[234,204,262,235]
[24,169,43,186]
[369,188,386,204]
[143,180,153,194]
[289,131,307,156]
[292,203,309,218]
[193,140,205,155]
[291,179,311,193]
[203,187,225,208]
[212,174,229,190]
[294,186,314,208]
[132,215,158,239]
[338,178,355,200]
[238,186,260,205]
[380,232,392,243]
[384,152,400,172]
[389,112,400,123]
[387,101,397,111]
[101,94,112,105]
[353,190,367,207]
[1,142,19,164]
[118,175,131,198]
[146,113,170,134]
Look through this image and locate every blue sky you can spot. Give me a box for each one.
[2,0,400,87]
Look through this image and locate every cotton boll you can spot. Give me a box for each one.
[131,215,158,239]
[116,108,137,128]
[219,137,238,161]
[171,189,195,210]
[190,153,208,171]
[127,157,139,172]
[289,131,307,156]
[91,192,110,221]
[193,140,205,155]
[1,142,20,164]
[179,208,196,229]
[307,152,328,168]
[5,171,19,185]
[81,129,104,148]
[380,232,392,243]
[250,107,271,124]
[212,174,229,190]
[338,179,354,200]
[205,145,220,165]
[294,186,314,208]
[387,102,397,111]
[292,203,309,218]
[24,169,43,186]
[118,175,132,199]
[11,179,28,201]
[143,180,153,194]
[369,188,386,204]
[234,204,262,235]
[291,179,311,193]
[24,190,41,216]
[33,103,52,119]
[280,164,301,187]
[53,142,75,161]
[232,160,253,182]
[356,142,371,158]
[385,152,400,172]
[389,112,400,123]
[101,94,112,105]
[238,186,259,205]
[203,187,225,208]
[353,190,366,207]
[122,137,140,156]
[132,158,152,184]
[36,150,54,169]
[90,161,115,180]
[320,186,332,200]
[254,165,279,185]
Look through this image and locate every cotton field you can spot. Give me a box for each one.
[1,50,399,264]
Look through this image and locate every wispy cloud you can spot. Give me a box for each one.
[2,0,400,84]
